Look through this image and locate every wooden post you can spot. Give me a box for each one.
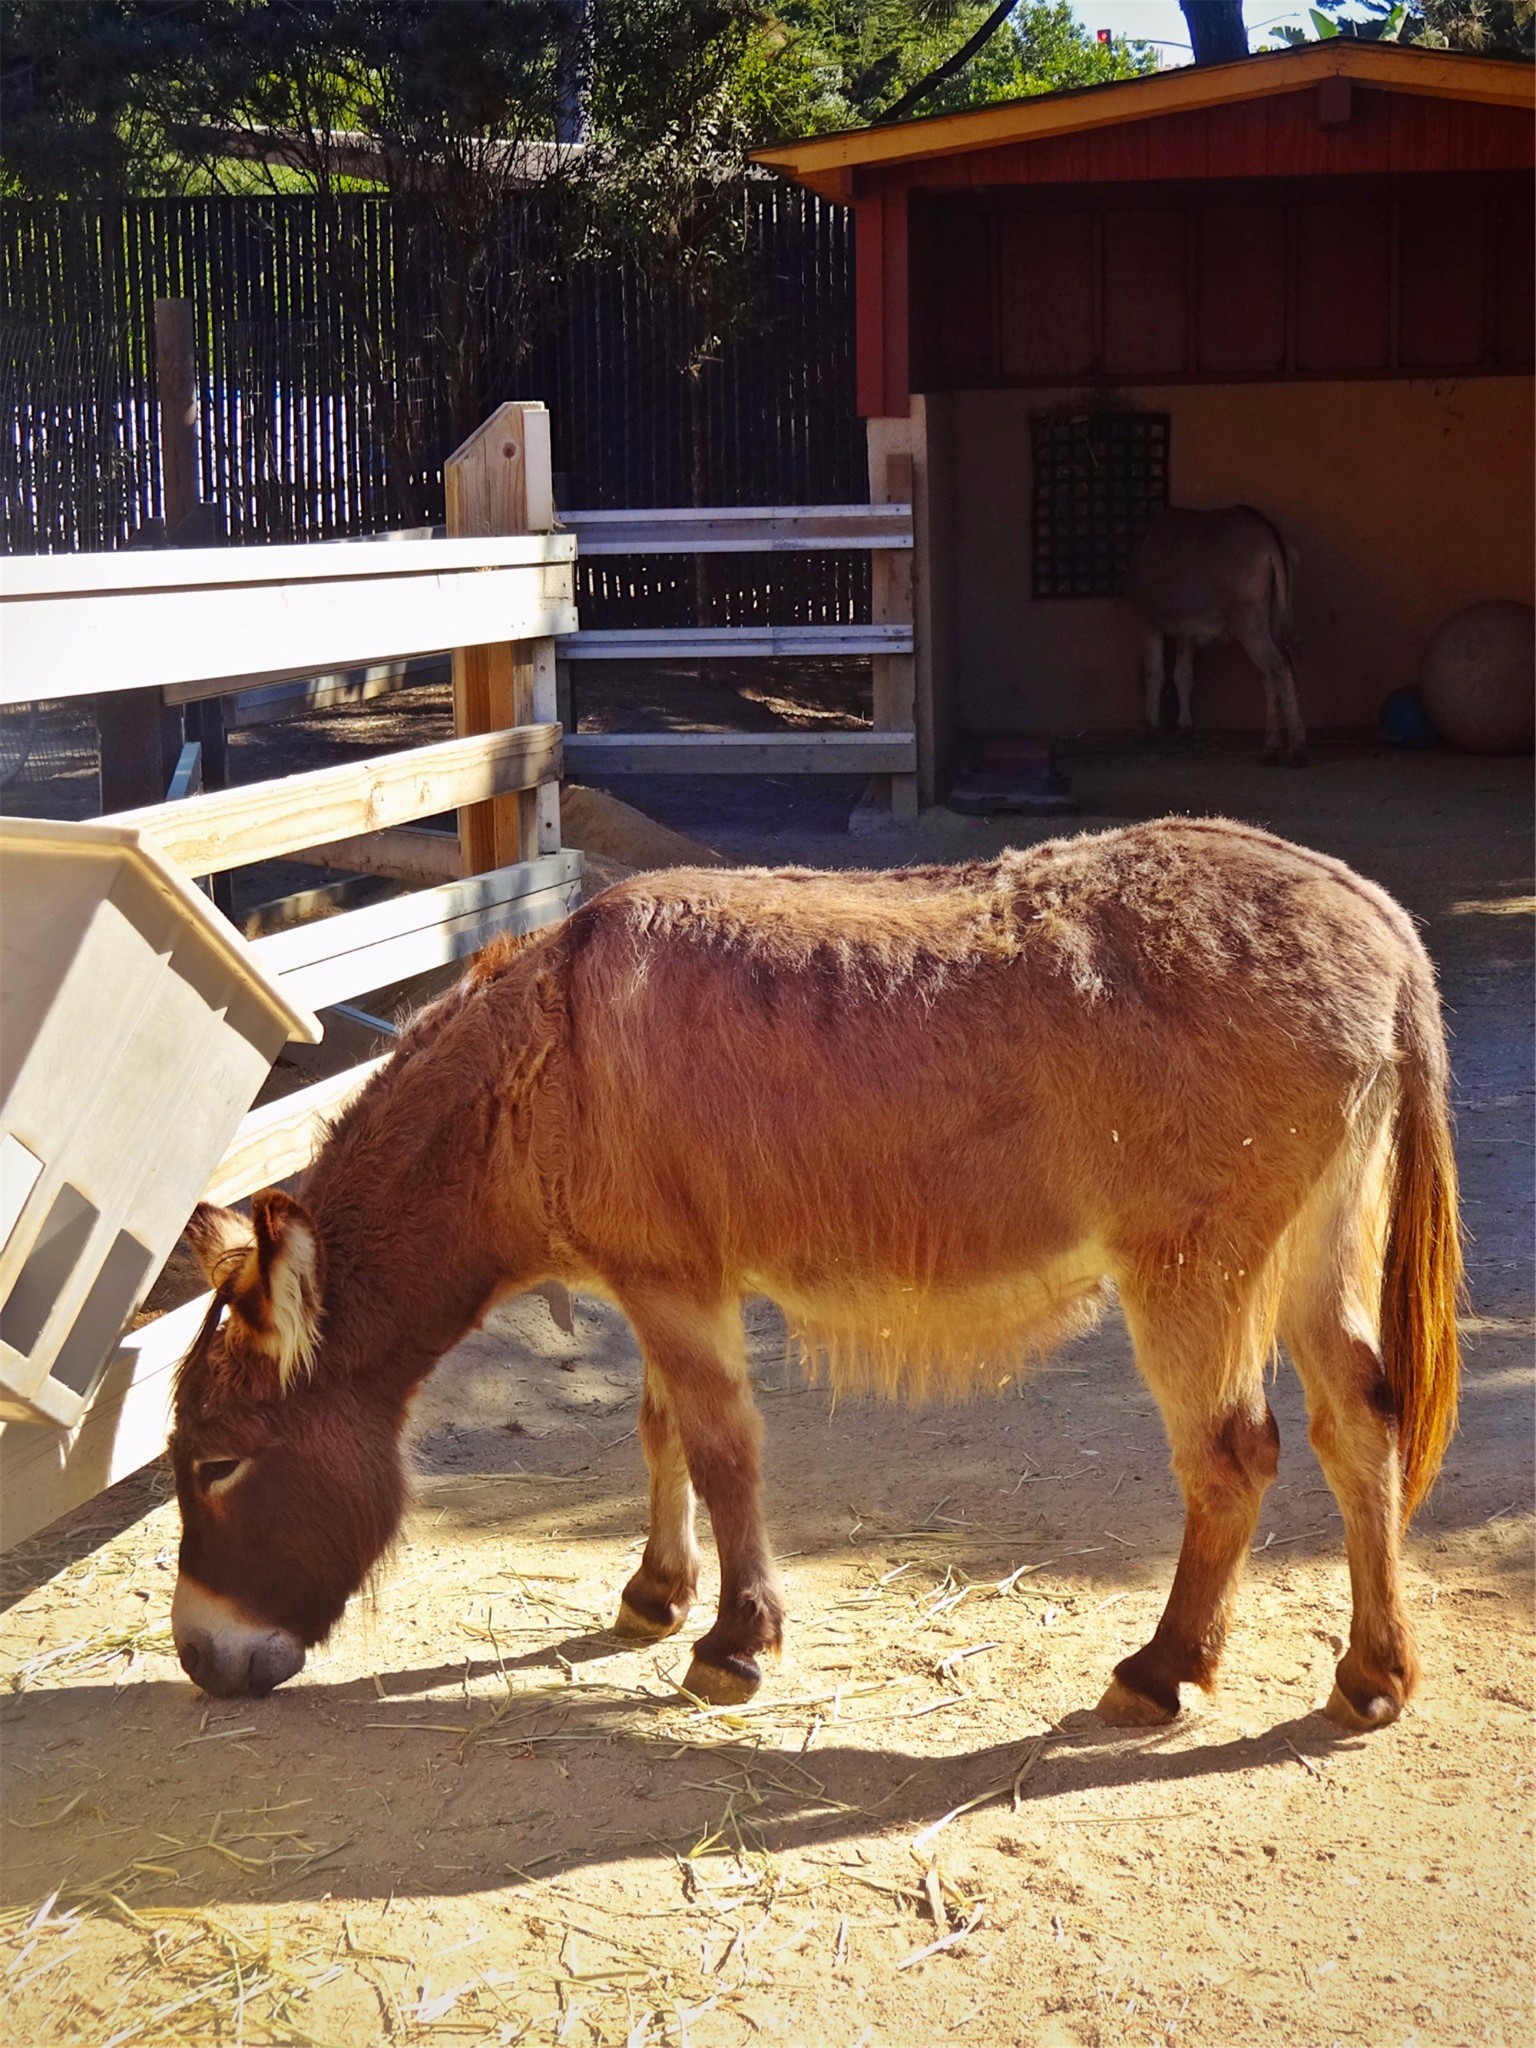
[869,448,919,820]
[155,299,199,538]
[156,297,237,915]
[446,403,562,874]
[98,300,196,812]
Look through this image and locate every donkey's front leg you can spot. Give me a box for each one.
[625,1293,784,1705]
[1142,630,1167,732]
[615,1367,701,1642]
[1171,635,1197,735]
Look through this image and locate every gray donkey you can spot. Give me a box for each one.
[1125,506,1305,765]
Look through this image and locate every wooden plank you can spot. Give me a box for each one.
[562,506,913,554]
[1,540,577,708]
[559,625,913,660]
[97,300,197,807]
[1197,202,1288,375]
[249,850,583,1009]
[997,212,1097,381]
[155,298,200,537]
[870,449,919,823]
[855,192,889,420]
[231,655,449,729]
[1294,195,1393,371]
[204,1059,387,1206]
[1,531,575,597]
[448,403,560,876]
[307,825,460,888]
[105,725,562,877]
[0,1289,209,1551]
[562,731,917,776]
[1103,207,1189,378]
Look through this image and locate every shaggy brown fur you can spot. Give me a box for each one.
[171,818,1460,1727]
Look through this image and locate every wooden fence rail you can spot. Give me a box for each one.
[555,497,919,814]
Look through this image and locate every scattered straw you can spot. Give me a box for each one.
[897,1904,985,1971]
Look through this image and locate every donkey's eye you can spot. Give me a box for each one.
[196,1458,247,1492]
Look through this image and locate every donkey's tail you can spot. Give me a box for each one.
[1379,957,1463,1520]
[1235,503,1295,656]
[1267,534,1295,658]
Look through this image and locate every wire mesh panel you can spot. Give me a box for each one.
[0,700,100,812]
[1030,411,1169,600]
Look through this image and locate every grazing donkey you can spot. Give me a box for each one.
[1126,506,1306,764]
[170,819,1460,1737]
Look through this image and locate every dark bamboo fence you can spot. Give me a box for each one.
[0,188,865,629]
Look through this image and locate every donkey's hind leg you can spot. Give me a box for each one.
[1099,1279,1280,1725]
[1232,609,1306,767]
[1143,630,1169,732]
[1280,1147,1418,1730]
[615,1365,701,1642]
[623,1292,784,1705]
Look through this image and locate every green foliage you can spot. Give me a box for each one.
[1267,0,1533,54]
[0,0,1155,203]
[0,0,1156,473]
[758,1,1153,133]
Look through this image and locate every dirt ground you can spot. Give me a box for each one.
[1,736,1531,2048]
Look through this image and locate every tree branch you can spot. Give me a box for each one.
[875,0,1024,124]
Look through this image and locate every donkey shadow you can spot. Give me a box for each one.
[0,1617,1375,1912]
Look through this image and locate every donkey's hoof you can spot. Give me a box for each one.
[1285,747,1309,769]
[1096,1675,1179,1727]
[1324,1681,1401,1732]
[682,1651,762,1707]
[615,1592,690,1642]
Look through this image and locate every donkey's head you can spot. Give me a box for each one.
[169,1190,407,1697]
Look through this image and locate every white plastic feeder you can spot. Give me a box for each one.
[0,816,321,1427]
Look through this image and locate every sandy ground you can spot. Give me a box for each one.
[1,738,1531,2048]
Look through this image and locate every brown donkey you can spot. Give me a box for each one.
[169,818,1461,1733]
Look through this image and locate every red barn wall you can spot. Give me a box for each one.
[910,175,1534,391]
[854,87,1535,417]
[938,375,1534,736]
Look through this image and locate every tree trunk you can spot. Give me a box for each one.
[1179,0,1249,63]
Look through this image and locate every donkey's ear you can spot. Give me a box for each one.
[237,1191,325,1391]
[185,1203,255,1288]
[187,1192,324,1391]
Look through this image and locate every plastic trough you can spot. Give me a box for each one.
[0,816,321,1428]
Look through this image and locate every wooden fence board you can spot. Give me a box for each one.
[0,538,577,705]
[562,731,916,775]
[564,505,912,554]
[560,625,912,661]
[105,725,561,876]
[249,850,583,1008]
[205,1060,388,1206]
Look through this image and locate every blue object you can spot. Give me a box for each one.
[1378,686,1442,750]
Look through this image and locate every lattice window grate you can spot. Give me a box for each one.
[1030,411,1169,600]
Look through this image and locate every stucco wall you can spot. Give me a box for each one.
[941,376,1535,736]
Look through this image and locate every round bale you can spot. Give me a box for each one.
[1418,600,1535,756]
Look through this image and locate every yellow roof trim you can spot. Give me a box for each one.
[753,44,1534,191]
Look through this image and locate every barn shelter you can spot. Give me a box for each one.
[756,43,1535,803]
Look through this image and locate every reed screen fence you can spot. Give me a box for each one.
[1,189,865,632]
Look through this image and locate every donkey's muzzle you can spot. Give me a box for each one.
[176,1628,305,1697]
[171,1576,306,1696]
